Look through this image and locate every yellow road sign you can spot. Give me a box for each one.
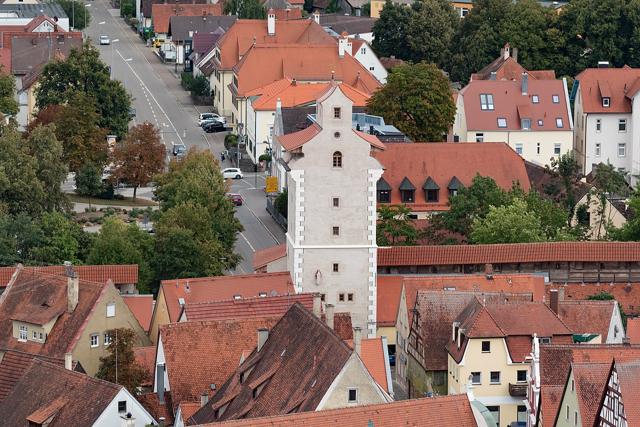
[265,176,278,193]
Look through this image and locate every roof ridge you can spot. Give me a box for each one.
[477,302,507,335]
[31,359,122,391]
[185,292,314,307]
[161,317,278,330]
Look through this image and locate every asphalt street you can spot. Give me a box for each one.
[83,1,285,274]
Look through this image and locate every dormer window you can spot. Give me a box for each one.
[521,118,531,130]
[377,177,391,203]
[532,95,539,104]
[603,97,610,107]
[18,325,27,341]
[480,93,494,111]
[497,117,507,128]
[423,177,439,203]
[399,177,415,203]
[556,118,564,128]
[448,176,463,198]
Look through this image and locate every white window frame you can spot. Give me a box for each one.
[360,47,366,54]
[532,95,539,104]
[552,94,560,103]
[521,118,531,130]
[106,302,116,318]
[537,119,543,126]
[618,143,626,157]
[490,371,501,384]
[595,143,601,157]
[497,117,507,128]
[515,143,523,155]
[603,97,610,107]
[480,94,494,111]
[554,144,561,155]
[596,119,602,132]
[18,325,27,341]
[90,333,99,348]
[556,118,564,128]
[471,371,481,385]
[618,119,627,132]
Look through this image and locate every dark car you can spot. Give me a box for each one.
[203,120,225,133]
[227,193,243,206]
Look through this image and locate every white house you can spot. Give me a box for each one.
[453,75,574,165]
[273,84,385,337]
[348,37,387,84]
[573,66,640,185]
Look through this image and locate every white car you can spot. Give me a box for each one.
[100,35,110,45]
[222,168,243,179]
[198,113,226,126]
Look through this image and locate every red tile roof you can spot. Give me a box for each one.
[252,244,286,271]
[376,276,403,326]
[557,300,615,341]
[179,401,202,423]
[472,56,555,81]
[190,304,355,423]
[346,338,389,393]
[182,293,316,322]
[159,272,294,323]
[627,318,640,344]
[151,3,222,34]
[576,67,640,113]
[460,79,571,131]
[372,142,530,211]
[614,360,640,425]
[0,350,64,400]
[159,317,278,411]
[134,346,156,387]
[277,122,321,151]
[570,362,611,427]
[0,264,138,287]
[232,44,381,96]
[377,242,640,266]
[272,8,303,20]
[214,19,335,70]
[122,294,154,332]
[547,283,640,316]
[0,268,106,357]
[353,129,385,149]
[0,360,123,426]
[540,385,564,426]
[196,394,478,426]
[332,312,354,340]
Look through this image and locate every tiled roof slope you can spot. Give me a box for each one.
[614,360,640,425]
[160,317,279,410]
[569,362,611,427]
[627,318,640,343]
[377,242,640,266]
[214,19,335,69]
[345,338,389,393]
[0,360,121,426]
[540,385,564,427]
[189,303,353,423]
[134,346,156,387]
[252,243,286,271]
[548,283,640,316]
[232,44,381,96]
[460,79,571,131]
[195,395,478,426]
[183,293,316,322]
[372,142,530,211]
[0,350,63,400]
[472,55,555,81]
[576,67,640,113]
[0,269,105,357]
[151,3,222,34]
[415,291,533,370]
[160,272,294,322]
[0,264,138,286]
[123,294,154,332]
[557,300,615,341]
[376,275,403,326]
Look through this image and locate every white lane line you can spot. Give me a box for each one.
[237,190,280,245]
[239,232,256,252]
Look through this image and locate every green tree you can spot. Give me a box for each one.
[470,198,546,244]
[590,163,630,239]
[111,123,165,199]
[610,189,640,241]
[35,44,131,138]
[361,2,371,16]
[58,0,91,30]
[30,212,84,265]
[367,62,455,141]
[223,0,267,18]
[96,328,149,395]
[587,291,627,328]
[88,218,154,292]
[0,69,17,117]
[120,0,135,18]
[376,204,418,246]
[372,0,413,60]
[548,150,581,221]
[75,163,103,208]
[325,0,341,13]
[405,0,458,66]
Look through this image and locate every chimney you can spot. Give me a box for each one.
[353,327,362,355]
[326,304,335,330]
[503,43,510,60]
[276,97,282,113]
[257,328,269,352]
[549,289,559,315]
[200,392,209,407]
[512,47,518,62]
[64,353,73,371]
[312,293,322,318]
[159,417,165,427]
[267,9,275,36]
[120,413,135,427]
[313,10,320,25]
[490,71,497,80]
[65,262,78,313]
[338,32,348,58]
[521,72,528,95]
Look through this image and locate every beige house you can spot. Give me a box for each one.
[0,265,150,377]
[572,186,630,239]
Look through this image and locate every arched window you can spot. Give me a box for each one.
[332,151,342,168]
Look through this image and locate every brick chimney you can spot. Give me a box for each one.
[267,9,275,36]
[65,261,78,313]
[326,304,335,330]
[200,392,209,407]
[353,327,362,355]
[64,353,73,370]
[312,293,322,318]
[257,328,269,352]
[549,289,559,315]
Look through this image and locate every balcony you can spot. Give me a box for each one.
[509,383,527,397]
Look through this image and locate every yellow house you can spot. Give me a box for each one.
[447,299,574,427]
[0,265,150,377]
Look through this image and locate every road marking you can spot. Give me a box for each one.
[237,190,281,245]
[239,232,256,252]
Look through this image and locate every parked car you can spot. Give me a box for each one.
[100,35,110,45]
[203,121,225,133]
[222,168,243,179]
[198,113,226,126]
[226,193,243,206]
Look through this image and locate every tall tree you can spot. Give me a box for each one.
[376,204,419,246]
[58,0,92,30]
[470,198,546,244]
[610,189,640,241]
[589,163,630,239]
[223,0,266,18]
[548,150,581,221]
[405,0,459,66]
[372,0,413,60]
[111,123,165,199]
[96,328,149,395]
[75,163,104,208]
[367,62,455,141]
[35,44,131,137]
[0,70,18,117]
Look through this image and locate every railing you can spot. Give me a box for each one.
[509,383,527,397]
